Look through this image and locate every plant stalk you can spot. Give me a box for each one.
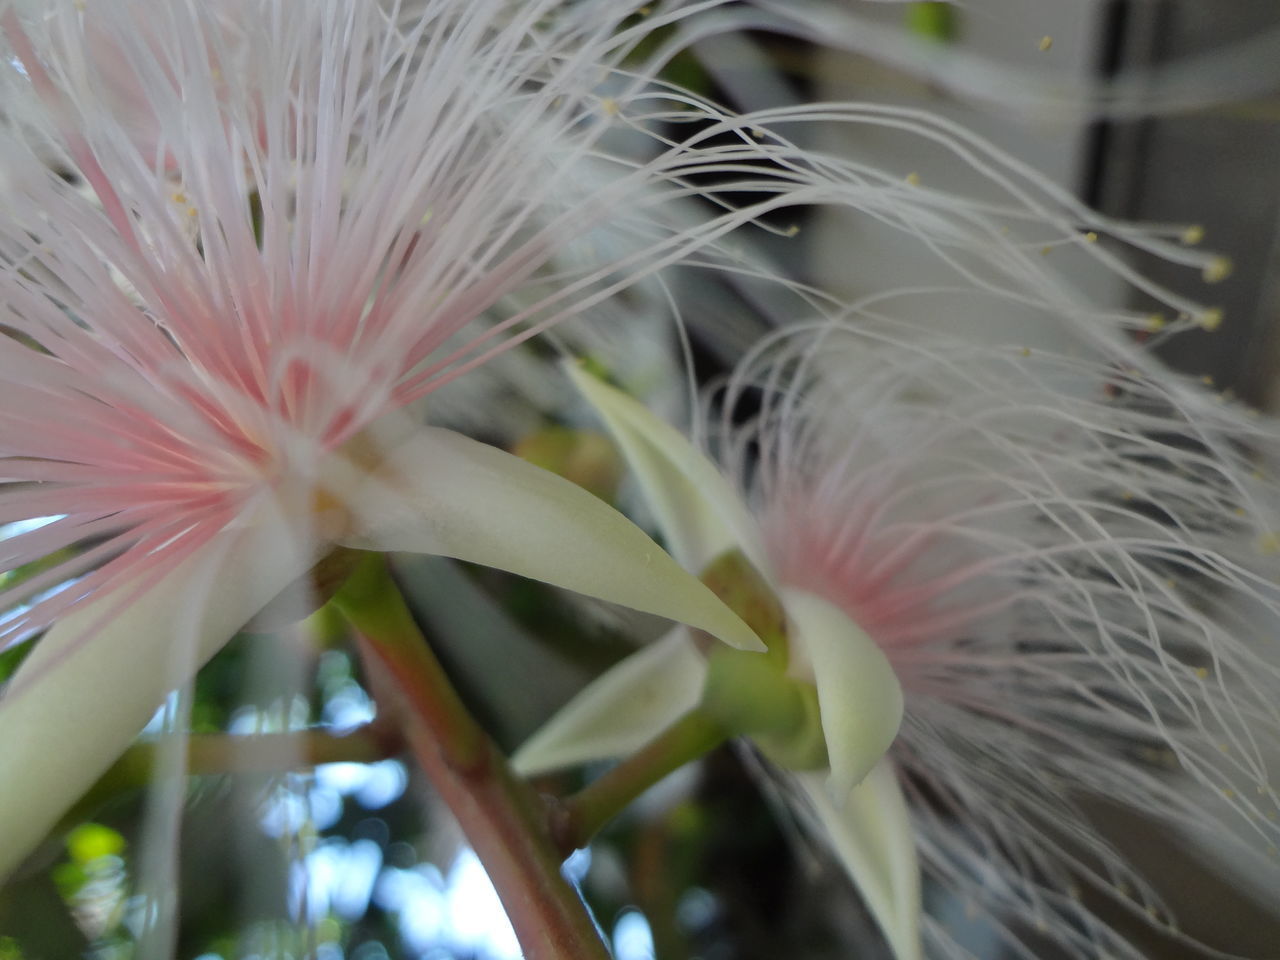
[549,709,728,857]
[333,553,610,960]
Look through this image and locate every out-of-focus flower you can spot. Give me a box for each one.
[0,0,803,876]
[516,318,1280,958]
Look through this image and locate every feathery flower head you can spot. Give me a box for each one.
[0,0,811,876]
[518,316,1280,959]
[720,318,1280,958]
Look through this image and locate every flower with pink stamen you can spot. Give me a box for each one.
[0,0,816,876]
[517,319,1280,960]
[724,321,1280,958]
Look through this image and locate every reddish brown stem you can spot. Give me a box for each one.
[334,554,610,960]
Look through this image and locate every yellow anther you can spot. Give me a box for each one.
[601,97,620,117]
[1203,256,1232,283]
[1195,667,1210,679]
[1198,308,1223,332]
[186,207,198,218]
[1235,507,1247,517]
[1083,231,1099,243]
[1181,224,1205,245]
[751,128,766,139]
[784,224,800,238]
[905,172,922,187]
[1120,491,1134,501]
[638,5,652,13]
[1145,314,1166,332]
[1038,36,1053,52]
[171,191,187,204]
[1040,245,1054,256]
[1020,347,1032,357]
[1201,374,1214,386]
[1260,532,1280,555]
[1223,788,1236,800]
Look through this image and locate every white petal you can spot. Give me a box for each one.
[564,362,767,575]
[512,628,705,776]
[782,588,903,798]
[335,425,763,652]
[796,760,922,960]
[0,495,316,880]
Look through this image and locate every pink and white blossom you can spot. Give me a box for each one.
[723,319,1280,959]
[518,318,1280,959]
[0,0,815,876]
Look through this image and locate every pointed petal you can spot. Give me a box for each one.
[782,588,902,798]
[796,760,922,960]
[0,496,316,880]
[512,628,705,776]
[335,425,763,651]
[565,362,766,575]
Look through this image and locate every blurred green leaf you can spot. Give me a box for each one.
[905,2,956,43]
[0,638,34,685]
[50,862,85,900]
[65,823,126,865]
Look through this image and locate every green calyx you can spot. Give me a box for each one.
[699,648,827,771]
[696,549,826,770]
[699,549,788,665]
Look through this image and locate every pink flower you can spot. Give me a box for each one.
[0,0,790,875]
[725,320,1280,958]
[517,319,1280,959]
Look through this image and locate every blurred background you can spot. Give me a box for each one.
[3,2,1280,958]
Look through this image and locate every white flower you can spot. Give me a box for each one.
[516,319,1280,959]
[0,0,804,877]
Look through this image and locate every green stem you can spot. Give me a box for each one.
[550,709,728,857]
[332,554,610,960]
